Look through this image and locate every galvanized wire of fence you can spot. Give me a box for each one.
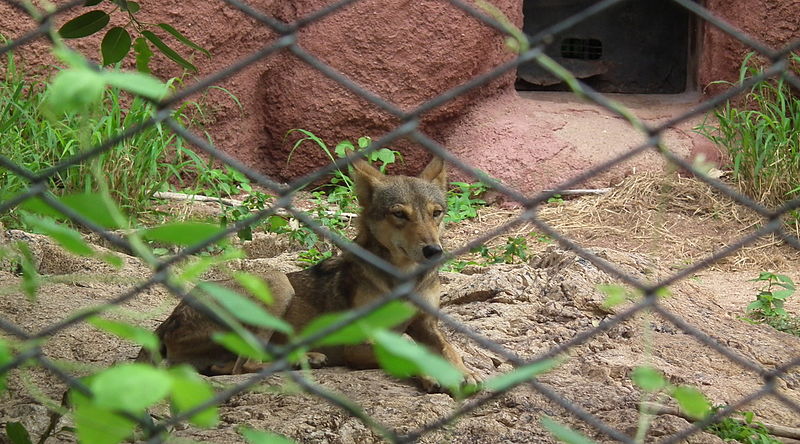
[1,0,799,442]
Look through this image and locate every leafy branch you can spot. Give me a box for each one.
[58,0,209,73]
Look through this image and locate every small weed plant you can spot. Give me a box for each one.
[743,272,799,336]
[187,165,253,198]
[445,235,532,272]
[446,181,488,223]
[705,406,781,444]
[286,129,402,213]
[547,193,564,204]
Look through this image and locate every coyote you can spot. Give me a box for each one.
[138,157,477,391]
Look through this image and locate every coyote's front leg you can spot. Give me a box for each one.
[406,314,479,391]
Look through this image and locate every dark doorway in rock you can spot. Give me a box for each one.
[517,0,696,93]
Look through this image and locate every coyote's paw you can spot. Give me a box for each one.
[462,370,482,387]
[419,375,443,393]
[418,370,482,395]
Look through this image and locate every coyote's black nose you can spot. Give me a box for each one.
[422,244,443,259]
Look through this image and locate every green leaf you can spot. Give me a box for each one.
[20,192,125,229]
[46,68,106,115]
[169,366,219,428]
[141,222,223,246]
[374,148,396,165]
[671,385,711,419]
[90,363,172,412]
[211,332,270,361]
[133,37,153,73]
[89,317,160,353]
[198,282,293,333]
[267,215,289,232]
[240,427,298,444]
[752,272,775,282]
[15,242,39,301]
[0,340,10,393]
[59,10,110,38]
[21,214,94,257]
[540,416,598,444]
[101,27,132,65]
[772,289,794,299]
[73,395,136,444]
[372,329,463,391]
[233,272,274,305]
[101,253,124,268]
[746,300,764,312]
[598,284,627,309]
[483,359,560,392]
[142,30,197,72]
[631,366,667,392]
[177,249,245,284]
[112,0,138,12]
[102,70,167,100]
[157,23,210,56]
[52,46,89,68]
[654,287,672,298]
[334,141,354,158]
[5,422,32,444]
[84,0,103,5]
[300,301,416,346]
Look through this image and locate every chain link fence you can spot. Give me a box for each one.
[1,0,800,442]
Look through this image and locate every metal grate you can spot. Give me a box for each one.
[1,0,800,442]
[560,37,602,60]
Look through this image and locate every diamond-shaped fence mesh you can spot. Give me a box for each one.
[1,0,800,443]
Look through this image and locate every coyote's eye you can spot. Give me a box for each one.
[432,209,443,218]
[392,210,408,220]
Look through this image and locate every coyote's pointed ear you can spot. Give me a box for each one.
[419,157,447,190]
[351,158,384,204]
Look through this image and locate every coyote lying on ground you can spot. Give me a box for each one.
[137,157,478,391]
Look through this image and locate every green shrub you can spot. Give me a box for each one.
[695,52,800,231]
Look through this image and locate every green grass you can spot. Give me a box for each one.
[695,52,800,232]
[0,49,241,227]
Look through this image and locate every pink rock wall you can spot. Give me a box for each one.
[698,0,800,94]
[254,0,521,180]
[0,0,520,182]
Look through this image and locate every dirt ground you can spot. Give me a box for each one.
[1,173,800,444]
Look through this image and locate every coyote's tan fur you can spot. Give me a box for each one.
[137,157,477,390]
